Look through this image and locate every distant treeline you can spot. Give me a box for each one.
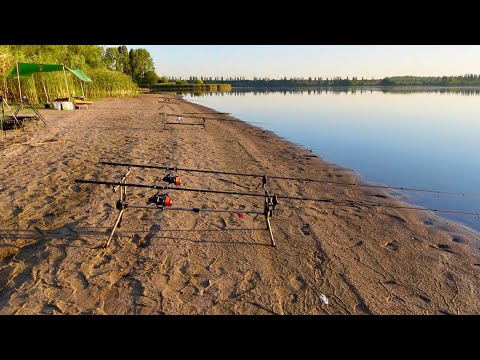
[170,75,480,88]
[184,88,480,97]
[151,83,231,92]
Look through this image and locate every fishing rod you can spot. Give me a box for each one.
[105,201,272,248]
[74,178,275,199]
[99,161,480,198]
[160,113,233,121]
[76,172,277,248]
[73,178,480,217]
[162,112,229,115]
[163,122,206,130]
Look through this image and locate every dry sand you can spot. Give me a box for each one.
[0,93,479,315]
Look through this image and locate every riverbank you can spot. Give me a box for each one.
[0,93,479,314]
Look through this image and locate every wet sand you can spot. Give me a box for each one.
[0,93,479,314]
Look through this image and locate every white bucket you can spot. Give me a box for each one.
[61,102,74,110]
[53,101,61,110]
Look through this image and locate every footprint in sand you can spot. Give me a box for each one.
[132,234,142,247]
[41,303,63,315]
[438,310,452,315]
[352,240,364,248]
[70,184,82,193]
[290,293,299,303]
[388,214,407,224]
[141,224,160,248]
[384,241,400,252]
[417,294,431,304]
[429,244,458,255]
[383,280,397,285]
[445,272,455,282]
[289,275,306,290]
[354,303,371,314]
[300,224,311,236]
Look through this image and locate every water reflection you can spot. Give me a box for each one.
[182,87,480,97]
[184,89,480,233]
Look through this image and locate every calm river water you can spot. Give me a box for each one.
[184,89,480,233]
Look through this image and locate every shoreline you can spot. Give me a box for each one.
[180,92,480,237]
[1,93,479,314]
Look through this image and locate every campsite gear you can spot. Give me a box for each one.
[75,158,480,249]
[147,193,172,207]
[60,101,74,110]
[100,161,480,198]
[1,95,21,137]
[75,164,278,248]
[163,116,206,130]
[4,62,91,104]
[162,174,181,185]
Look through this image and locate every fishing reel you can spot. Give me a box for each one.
[162,173,181,186]
[264,194,278,217]
[148,192,172,207]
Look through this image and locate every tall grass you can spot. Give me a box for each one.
[0,45,138,104]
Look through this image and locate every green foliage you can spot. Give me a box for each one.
[194,79,203,85]
[1,45,138,103]
[380,78,395,86]
[142,70,159,86]
[86,68,138,98]
[194,74,480,88]
[103,46,157,86]
[158,76,169,83]
[129,48,155,85]
[104,47,121,71]
[117,46,131,75]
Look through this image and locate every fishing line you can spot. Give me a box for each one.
[99,161,480,198]
[74,179,480,217]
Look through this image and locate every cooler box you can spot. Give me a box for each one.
[60,101,74,110]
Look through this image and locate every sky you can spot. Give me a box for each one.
[124,45,480,79]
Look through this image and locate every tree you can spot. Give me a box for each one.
[380,78,395,86]
[142,70,159,86]
[118,45,131,75]
[158,76,169,83]
[195,79,204,85]
[129,48,155,85]
[104,47,121,71]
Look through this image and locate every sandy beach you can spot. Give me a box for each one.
[0,93,479,314]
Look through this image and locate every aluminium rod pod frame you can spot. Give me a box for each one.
[163,117,206,130]
[101,167,277,249]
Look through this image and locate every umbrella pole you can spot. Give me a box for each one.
[80,81,85,98]
[63,66,70,101]
[16,62,22,103]
[41,75,50,103]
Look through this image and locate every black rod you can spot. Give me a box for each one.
[164,122,205,126]
[74,179,268,198]
[127,204,263,215]
[74,178,480,217]
[99,161,480,197]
